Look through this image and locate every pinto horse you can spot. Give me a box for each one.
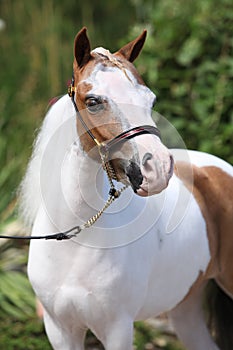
[20,28,233,350]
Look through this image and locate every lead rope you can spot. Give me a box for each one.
[81,185,127,230]
[0,169,127,241]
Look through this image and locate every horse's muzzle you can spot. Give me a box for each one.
[136,153,174,197]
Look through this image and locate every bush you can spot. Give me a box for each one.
[133,0,233,163]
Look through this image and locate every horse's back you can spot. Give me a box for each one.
[172,149,233,176]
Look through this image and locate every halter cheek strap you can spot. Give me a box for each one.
[68,75,101,147]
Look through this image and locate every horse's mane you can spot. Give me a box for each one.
[19,95,77,228]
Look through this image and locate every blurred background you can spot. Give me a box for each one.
[0,0,232,349]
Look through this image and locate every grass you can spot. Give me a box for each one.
[0,316,185,350]
[134,321,184,350]
[0,317,52,350]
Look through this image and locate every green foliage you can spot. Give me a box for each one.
[0,317,52,350]
[133,0,233,162]
[0,1,232,347]
[0,0,136,222]
[0,240,35,320]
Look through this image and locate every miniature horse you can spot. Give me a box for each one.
[20,28,233,349]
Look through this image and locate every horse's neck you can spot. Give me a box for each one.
[58,143,107,226]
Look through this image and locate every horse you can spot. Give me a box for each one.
[20,27,233,350]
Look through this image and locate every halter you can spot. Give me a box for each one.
[0,73,161,241]
[68,73,161,195]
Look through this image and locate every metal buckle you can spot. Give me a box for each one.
[68,84,76,97]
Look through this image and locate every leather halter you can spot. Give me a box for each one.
[68,74,161,158]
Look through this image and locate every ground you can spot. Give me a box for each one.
[0,315,185,350]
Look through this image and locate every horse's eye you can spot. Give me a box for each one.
[85,96,104,114]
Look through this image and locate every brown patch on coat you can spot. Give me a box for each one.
[175,162,233,296]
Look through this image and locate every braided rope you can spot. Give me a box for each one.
[82,184,127,230]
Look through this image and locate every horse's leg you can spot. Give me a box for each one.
[168,281,219,350]
[207,279,233,349]
[92,316,134,350]
[43,310,87,350]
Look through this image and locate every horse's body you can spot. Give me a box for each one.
[21,28,233,350]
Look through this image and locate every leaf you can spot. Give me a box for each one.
[177,37,202,66]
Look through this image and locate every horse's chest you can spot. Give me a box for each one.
[135,195,211,318]
[29,184,211,322]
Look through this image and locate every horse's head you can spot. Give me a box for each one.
[72,27,173,197]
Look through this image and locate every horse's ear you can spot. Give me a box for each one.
[74,27,91,68]
[116,30,147,63]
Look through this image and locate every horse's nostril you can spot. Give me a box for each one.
[126,161,143,192]
[168,155,174,178]
[142,152,153,166]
